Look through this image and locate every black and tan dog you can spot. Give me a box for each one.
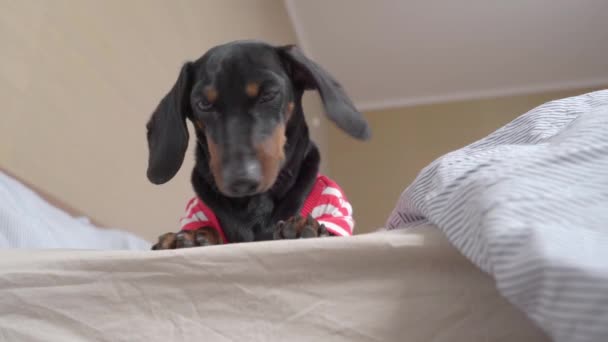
[147,40,370,249]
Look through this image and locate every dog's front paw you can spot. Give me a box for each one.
[151,227,223,250]
[273,214,329,240]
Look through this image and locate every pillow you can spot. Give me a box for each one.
[0,171,150,250]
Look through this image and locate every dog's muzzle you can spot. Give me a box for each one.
[222,159,262,197]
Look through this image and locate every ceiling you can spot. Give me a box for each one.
[284,0,608,111]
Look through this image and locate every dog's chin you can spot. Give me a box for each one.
[218,183,274,199]
[213,165,282,198]
[221,189,258,198]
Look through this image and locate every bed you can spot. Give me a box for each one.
[0,227,547,341]
[4,89,608,342]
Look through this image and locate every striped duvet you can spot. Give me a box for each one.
[387,89,608,342]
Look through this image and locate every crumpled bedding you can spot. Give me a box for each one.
[387,89,608,342]
[0,226,547,342]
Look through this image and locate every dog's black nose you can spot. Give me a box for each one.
[224,161,261,197]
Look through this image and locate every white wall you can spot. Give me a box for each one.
[286,0,608,110]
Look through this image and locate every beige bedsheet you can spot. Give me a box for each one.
[0,226,548,342]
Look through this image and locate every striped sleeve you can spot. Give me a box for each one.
[180,197,214,231]
[178,198,228,243]
[309,179,354,237]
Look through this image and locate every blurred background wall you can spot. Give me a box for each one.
[1,0,607,241]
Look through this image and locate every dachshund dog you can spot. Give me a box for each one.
[147,40,370,249]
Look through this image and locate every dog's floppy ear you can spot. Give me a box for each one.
[146,62,193,185]
[277,45,370,140]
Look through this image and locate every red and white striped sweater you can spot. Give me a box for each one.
[180,174,353,243]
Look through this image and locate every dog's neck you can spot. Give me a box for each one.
[190,95,320,243]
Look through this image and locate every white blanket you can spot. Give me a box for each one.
[387,89,608,342]
[0,171,150,250]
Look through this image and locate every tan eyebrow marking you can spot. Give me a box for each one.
[204,86,218,103]
[286,102,295,120]
[245,82,259,98]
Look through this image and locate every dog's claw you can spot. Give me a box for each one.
[273,220,286,239]
[318,223,329,237]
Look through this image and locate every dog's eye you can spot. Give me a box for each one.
[196,99,213,112]
[259,91,278,103]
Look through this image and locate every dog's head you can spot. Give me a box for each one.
[146,40,370,197]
